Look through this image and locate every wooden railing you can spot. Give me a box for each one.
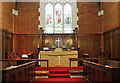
[69,58,108,70]
[2,61,36,83]
[83,61,120,82]
[2,59,49,70]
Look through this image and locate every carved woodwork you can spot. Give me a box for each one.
[2,59,49,70]
[2,29,13,59]
[6,51,20,59]
[83,60,120,82]
[103,26,120,59]
[43,34,75,50]
[77,34,101,58]
[2,61,36,82]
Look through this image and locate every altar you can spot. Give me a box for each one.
[40,48,78,67]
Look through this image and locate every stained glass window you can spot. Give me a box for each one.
[55,3,63,33]
[45,3,73,33]
[64,3,72,33]
[45,3,53,33]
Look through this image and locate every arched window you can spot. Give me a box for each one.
[55,3,63,33]
[45,3,73,33]
[45,3,53,33]
[64,3,72,33]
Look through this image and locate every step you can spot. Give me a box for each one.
[49,74,70,78]
[35,72,49,76]
[49,70,69,74]
[69,70,83,74]
[35,78,86,83]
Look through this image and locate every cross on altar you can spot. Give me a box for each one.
[56,38,61,48]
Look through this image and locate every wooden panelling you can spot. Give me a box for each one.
[77,2,101,34]
[101,2,120,59]
[2,29,13,59]
[2,2,119,60]
[119,2,120,59]
[2,2,15,33]
[103,33,111,58]
[14,2,41,58]
[0,28,2,60]
[2,61,36,82]
[15,2,40,34]
[83,61,120,82]
[15,34,40,58]
[77,35,101,58]
[1,2,15,59]
[0,2,2,28]
[101,2,119,32]
[43,34,75,50]
[103,26,120,59]
[119,2,120,25]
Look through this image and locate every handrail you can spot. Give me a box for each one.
[69,58,109,70]
[2,61,36,82]
[2,59,49,70]
[3,61,36,71]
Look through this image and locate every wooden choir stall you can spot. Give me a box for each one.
[2,59,49,83]
[83,60,120,82]
[2,61,36,83]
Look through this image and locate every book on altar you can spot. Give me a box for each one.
[43,47,49,51]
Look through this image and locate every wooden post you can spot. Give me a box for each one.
[110,32,113,59]
[101,2,104,57]
[70,59,71,70]
[47,60,48,70]
[74,27,78,50]
[12,11,15,53]
[40,28,43,51]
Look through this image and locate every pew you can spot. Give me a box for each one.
[2,61,36,83]
[83,60,120,82]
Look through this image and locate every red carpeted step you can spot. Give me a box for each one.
[35,66,83,71]
[49,70,69,74]
[35,78,86,83]
[35,72,49,76]
[49,74,70,78]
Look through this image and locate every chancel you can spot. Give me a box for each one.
[1,0,120,83]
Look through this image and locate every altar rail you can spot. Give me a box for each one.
[83,61,120,82]
[2,61,36,83]
[2,59,49,70]
[69,58,108,70]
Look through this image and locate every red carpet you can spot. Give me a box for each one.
[49,74,70,78]
[35,66,83,71]
[35,66,85,83]
[35,78,86,83]
[49,70,69,74]
[49,68,70,78]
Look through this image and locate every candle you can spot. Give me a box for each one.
[38,45,39,48]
